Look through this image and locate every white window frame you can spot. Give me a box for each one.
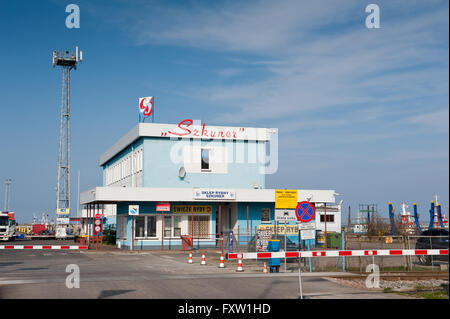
[201,148,211,172]
[134,215,158,239]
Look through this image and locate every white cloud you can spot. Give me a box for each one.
[124,1,449,129]
[404,109,449,133]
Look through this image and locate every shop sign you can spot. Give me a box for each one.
[275,209,296,223]
[156,202,171,212]
[275,190,298,209]
[258,224,298,235]
[300,229,316,240]
[193,189,236,200]
[161,119,249,140]
[298,222,316,230]
[172,205,212,214]
[256,228,272,251]
[56,208,70,215]
[56,218,70,224]
[128,205,139,216]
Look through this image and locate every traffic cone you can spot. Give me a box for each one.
[201,252,206,265]
[188,251,193,264]
[236,255,244,272]
[219,253,225,268]
[263,262,268,274]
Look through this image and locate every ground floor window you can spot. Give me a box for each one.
[118,216,127,239]
[320,214,335,223]
[134,215,158,238]
[163,215,183,238]
[147,216,157,237]
[188,215,210,238]
[135,216,145,238]
[261,208,271,224]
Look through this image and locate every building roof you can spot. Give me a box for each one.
[80,187,337,205]
[99,122,274,166]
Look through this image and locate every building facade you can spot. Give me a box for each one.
[80,120,341,250]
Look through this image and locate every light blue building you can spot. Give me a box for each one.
[80,120,340,250]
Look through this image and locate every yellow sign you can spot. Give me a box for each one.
[258,224,298,235]
[172,205,212,214]
[275,189,298,209]
[56,208,70,215]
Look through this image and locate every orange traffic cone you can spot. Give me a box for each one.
[219,253,225,268]
[201,252,206,265]
[188,251,193,264]
[236,255,244,272]
[263,262,268,274]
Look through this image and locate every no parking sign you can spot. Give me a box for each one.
[295,201,315,223]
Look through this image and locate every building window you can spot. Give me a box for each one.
[135,216,145,238]
[188,216,210,238]
[261,208,271,224]
[320,215,334,223]
[173,216,182,237]
[162,215,183,238]
[146,216,157,237]
[164,215,172,238]
[201,149,210,170]
[118,216,127,239]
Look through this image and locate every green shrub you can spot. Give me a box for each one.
[102,225,116,245]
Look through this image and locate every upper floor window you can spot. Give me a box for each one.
[201,148,210,171]
[184,145,227,174]
[320,215,335,223]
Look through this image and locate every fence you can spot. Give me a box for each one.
[220,231,448,273]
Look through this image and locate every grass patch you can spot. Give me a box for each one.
[379,266,431,272]
[416,291,449,299]
[414,284,428,291]
[383,287,393,293]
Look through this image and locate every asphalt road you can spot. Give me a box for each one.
[0,249,414,299]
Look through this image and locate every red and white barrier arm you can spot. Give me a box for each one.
[227,249,449,260]
[0,245,88,250]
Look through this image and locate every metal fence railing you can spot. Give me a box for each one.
[221,232,448,273]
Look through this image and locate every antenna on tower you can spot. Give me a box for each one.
[53,46,82,223]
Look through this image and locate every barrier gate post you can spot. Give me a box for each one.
[298,255,303,299]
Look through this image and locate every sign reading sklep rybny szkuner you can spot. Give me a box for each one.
[193,189,236,200]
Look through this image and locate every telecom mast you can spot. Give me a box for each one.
[52,47,82,220]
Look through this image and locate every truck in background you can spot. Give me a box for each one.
[0,211,16,241]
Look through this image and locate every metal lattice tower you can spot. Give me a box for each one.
[52,47,82,217]
[4,178,11,212]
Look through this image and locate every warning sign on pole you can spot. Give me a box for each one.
[275,190,298,209]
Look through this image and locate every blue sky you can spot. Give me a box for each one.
[0,0,448,223]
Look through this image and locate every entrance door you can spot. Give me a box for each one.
[220,203,238,233]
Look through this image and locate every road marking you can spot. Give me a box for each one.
[159,272,358,280]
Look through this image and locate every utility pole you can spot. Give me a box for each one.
[324,203,327,247]
[4,179,12,212]
[348,206,351,231]
[77,170,80,217]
